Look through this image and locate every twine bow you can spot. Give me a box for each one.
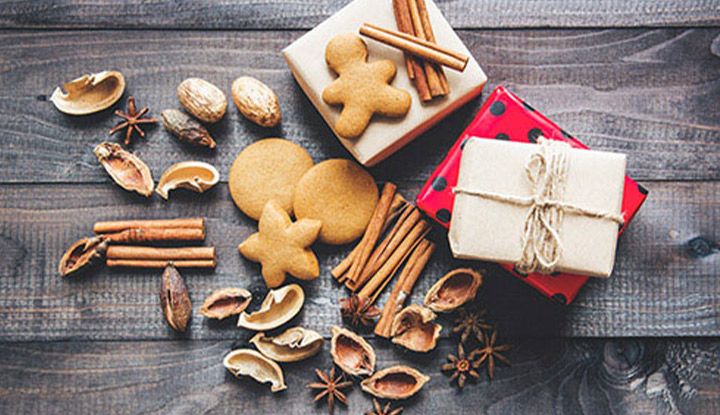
[453,137,624,274]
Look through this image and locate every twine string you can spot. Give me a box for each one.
[453,137,624,274]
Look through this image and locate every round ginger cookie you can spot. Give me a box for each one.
[229,138,314,220]
[294,159,378,245]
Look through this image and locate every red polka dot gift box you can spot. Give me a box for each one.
[416,86,649,304]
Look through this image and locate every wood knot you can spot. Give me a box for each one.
[600,340,652,386]
[687,236,718,258]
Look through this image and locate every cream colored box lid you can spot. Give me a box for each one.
[282,0,487,166]
[449,138,627,278]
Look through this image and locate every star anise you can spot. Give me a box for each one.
[340,294,381,328]
[441,343,481,389]
[308,366,353,415]
[109,96,157,146]
[452,308,491,343]
[470,329,511,379]
[366,399,403,415]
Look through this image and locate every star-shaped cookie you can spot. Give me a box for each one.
[239,200,322,288]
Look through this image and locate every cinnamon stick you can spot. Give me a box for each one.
[405,0,444,96]
[392,0,431,101]
[104,227,205,243]
[94,218,205,234]
[106,246,215,261]
[346,183,397,285]
[359,23,468,72]
[415,0,449,95]
[106,259,216,268]
[375,240,435,337]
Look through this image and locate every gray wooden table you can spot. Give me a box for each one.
[0,1,719,414]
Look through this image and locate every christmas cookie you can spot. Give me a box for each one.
[239,200,322,288]
[322,34,411,139]
[294,159,378,245]
[229,138,314,220]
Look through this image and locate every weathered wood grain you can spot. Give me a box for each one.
[0,0,718,29]
[0,29,719,182]
[0,338,717,414]
[0,181,717,341]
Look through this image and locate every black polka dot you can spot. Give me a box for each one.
[528,128,543,143]
[637,184,649,195]
[550,271,561,277]
[551,294,568,305]
[490,101,505,116]
[513,265,528,277]
[496,133,510,141]
[431,176,447,191]
[522,100,536,111]
[460,138,470,150]
[436,208,451,223]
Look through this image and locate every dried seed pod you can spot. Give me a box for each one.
[237,284,304,331]
[200,287,252,320]
[50,70,125,115]
[360,365,429,400]
[177,78,227,123]
[223,349,287,392]
[156,161,219,200]
[424,268,483,312]
[231,76,281,127]
[159,264,192,332]
[57,236,108,277]
[93,142,154,197]
[161,109,216,149]
[390,305,441,353]
[250,326,323,362]
[330,326,376,376]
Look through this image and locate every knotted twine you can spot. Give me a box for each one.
[453,137,624,274]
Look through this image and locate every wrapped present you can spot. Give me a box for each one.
[416,86,649,303]
[282,0,487,166]
[449,138,626,278]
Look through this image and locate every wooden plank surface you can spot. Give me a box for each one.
[0,181,717,341]
[1,0,719,29]
[1,29,718,183]
[0,338,718,414]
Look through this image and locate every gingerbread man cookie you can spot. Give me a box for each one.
[322,34,411,139]
[238,200,322,288]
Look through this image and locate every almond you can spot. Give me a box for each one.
[177,78,227,123]
[231,76,281,127]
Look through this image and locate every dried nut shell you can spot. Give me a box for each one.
[156,161,219,200]
[159,264,192,332]
[177,78,227,123]
[237,284,304,331]
[424,268,483,313]
[200,287,252,320]
[250,326,323,362]
[50,70,125,115]
[161,109,216,149]
[330,326,376,377]
[390,305,441,353]
[57,236,108,277]
[231,76,281,127]
[93,142,154,197]
[360,365,429,400]
[223,349,287,393]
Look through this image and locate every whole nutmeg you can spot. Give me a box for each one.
[231,76,281,127]
[160,264,192,332]
[177,77,227,123]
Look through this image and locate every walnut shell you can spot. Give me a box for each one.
[156,161,219,200]
[223,349,287,393]
[330,326,376,377]
[237,284,304,331]
[200,287,252,320]
[177,77,227,123]
[231,76,281,127]
[390,304,441,353]
[250,326,323,362]
[93,142,154,197]
[57,236,108,277]
[360,365,429,400]
[50,70,125,115]
[424,268,483,312]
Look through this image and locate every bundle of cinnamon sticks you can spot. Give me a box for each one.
[332,183,435,335]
